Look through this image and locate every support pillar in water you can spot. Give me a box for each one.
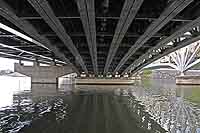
[14,63,74,84]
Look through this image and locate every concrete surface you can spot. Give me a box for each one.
[75,78,135,85]
[14,63,74,84]
[176,75,200,85]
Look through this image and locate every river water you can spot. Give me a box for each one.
[0,77,200,133]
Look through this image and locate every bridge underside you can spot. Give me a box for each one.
[0,0,200,76]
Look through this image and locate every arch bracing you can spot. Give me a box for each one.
[127,23,200,75]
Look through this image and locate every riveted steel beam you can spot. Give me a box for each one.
[0,0,78,73]
[124,16,200,74]
[76,0,98,74]
[104,0,144,74]
[115,0,193,73]
[27,0,88,73]
[20,16,193,22]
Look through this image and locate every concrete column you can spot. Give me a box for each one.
[14,63,74,84]
[180,71,185,76]
[51,61,56,66]
[19,59,23,66]
[31,83,58,96]
[33,59,39,67]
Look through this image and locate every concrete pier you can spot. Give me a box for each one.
[176,75,200,85]
[75,78,135,85]
[14,63,74,84]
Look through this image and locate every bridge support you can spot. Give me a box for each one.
[75,78,136,85]
[176,75,200,85]
[14,62,74,84]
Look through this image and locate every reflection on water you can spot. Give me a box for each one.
[0,76,30,108]
[0,78,200,132]
[137,79,200,132]
[0,88,166,133]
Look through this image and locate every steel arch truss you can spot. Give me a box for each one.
[127,21,200,75]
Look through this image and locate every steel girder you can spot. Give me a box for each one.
[76,0,98,74]
[0,0,78,73]
[103,0,144,74]
[114,0,194,73]
[124,16,200,74]
[27,0,88,73]
[127,25,200,74]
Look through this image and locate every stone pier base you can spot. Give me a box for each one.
[31,84,58,96]
[14,63,74,84]
[176,75,200,85]
[75,78,135,85]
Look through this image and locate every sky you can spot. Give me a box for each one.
[0,57,17,70]
[0,57,33,71]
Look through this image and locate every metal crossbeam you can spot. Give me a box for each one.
[124,16,200,73]
[76,0,98,74]
[20,16,193,22]
[104,0,144,74]
[27,0,88,73]
[0,51,51,64]
[42,32,165,38]
[0,22,47,49]
[0,0,78,72]
[114,0,193,73]
[0,42,57,62]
